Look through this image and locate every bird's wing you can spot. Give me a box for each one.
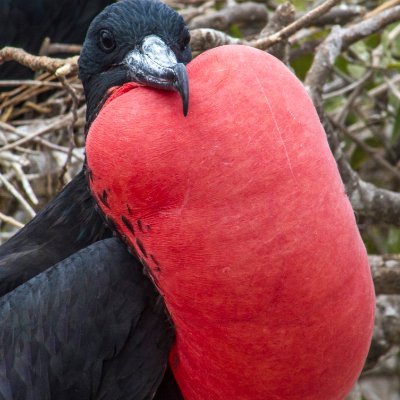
[0,169,183,399]
[0,237,173,400]
[0,170,111,296]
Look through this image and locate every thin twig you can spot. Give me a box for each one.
[190,28,242,52]
[364,0,400,19]
[0,121,85,161]
[250,0,341,49]
[57,76,80,185]
[0,173,36,218]
[0,212,24,229]
[188,1,268,30]
[329,117,400,182]
[0,80,64,88]
[304,6,400,227]
[0,47,78,76]
[11,163,39,205]
[0,106,85,153]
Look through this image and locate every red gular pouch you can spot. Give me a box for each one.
[86,45,375,400]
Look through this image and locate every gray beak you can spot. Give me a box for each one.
[123,35,189,116]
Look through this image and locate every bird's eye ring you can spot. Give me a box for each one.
[99,29,116,52]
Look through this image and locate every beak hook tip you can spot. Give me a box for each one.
[174,63,189,118]
[183,98,189,117]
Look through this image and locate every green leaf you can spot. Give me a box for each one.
[290,53,313,81]
[228,24,242,38]
[335,55,350,75]
[365,32,381,49]
[350,146,368,169]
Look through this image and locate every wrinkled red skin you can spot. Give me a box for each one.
[86,46,375,400]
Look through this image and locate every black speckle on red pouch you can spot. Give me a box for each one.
[98,190,110,209]
[136,238,147,258]
[137,219,145,233]
[121,215,135,234]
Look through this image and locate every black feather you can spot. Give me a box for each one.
[0,169,110,296]
[0,0,113,80]
[0,238,173,400]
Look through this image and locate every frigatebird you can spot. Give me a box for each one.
[0,0,190,397]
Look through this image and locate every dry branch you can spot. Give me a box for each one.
[0,212,24,229]
[0,173,35,217]
[57,76,80,185]
[306,7,400,100]
[188,2,268,30]
[190,0,344,53]
[305,6,400,227]
[370,256,400,295]
[364,0,400,19]
[311,5,366,27]
[368,295,400,369]
[259,2,295,62]
[250,0,341,50]
[190,28,242,52]
[0,107,85,153]
[0,47,78,76]
[179,0,216,23]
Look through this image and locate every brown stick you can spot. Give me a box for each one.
[250,0,341,50]
[259,2,295,62]
[188,2,268,31]
[369,255,400,295]
[190,28,242,52]
[0,47,78,76]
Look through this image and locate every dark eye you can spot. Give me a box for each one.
[99,29,116,52]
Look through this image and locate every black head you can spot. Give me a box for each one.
[79,0,191,125]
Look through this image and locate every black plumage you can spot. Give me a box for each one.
[0,0,113,80]
[0,0,191,397]
[0,238,173,400]
[0,170,110,297]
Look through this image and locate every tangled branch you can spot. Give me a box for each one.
[305,6,400,227]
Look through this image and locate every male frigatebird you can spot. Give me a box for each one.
[0,0,190,397]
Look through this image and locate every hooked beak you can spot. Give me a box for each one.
[123,35,189,116]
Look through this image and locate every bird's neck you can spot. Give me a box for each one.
[83,69,128,130]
